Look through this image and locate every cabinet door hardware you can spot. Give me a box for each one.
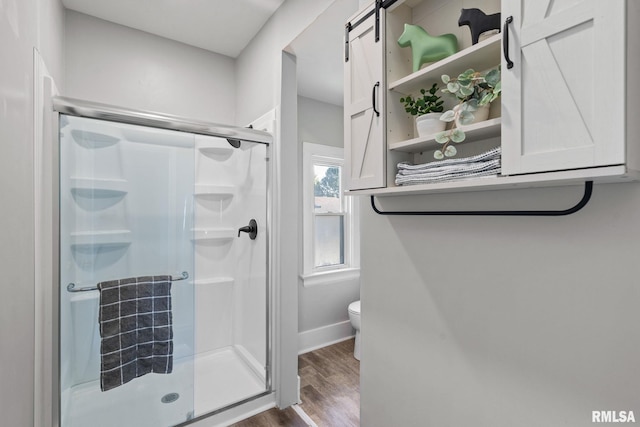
[345,23,351,62]
[374,0,381,42]
[345,0,393,62]
[372,82,380,117]
[344,10,375,62]
[503,16,514,69]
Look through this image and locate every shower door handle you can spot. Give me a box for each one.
[238,219,258,240]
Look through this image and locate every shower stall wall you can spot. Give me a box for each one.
[55,98,272,427]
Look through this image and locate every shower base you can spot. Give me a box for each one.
[63,346,266,427]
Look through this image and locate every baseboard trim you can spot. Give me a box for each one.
[292,404,319,427]
[298,320,354,355]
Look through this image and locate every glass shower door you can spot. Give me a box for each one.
[59,115,196,427]
[58,109,272,426]
[190,134,270,419]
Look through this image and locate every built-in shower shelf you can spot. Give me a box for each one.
[198,146,234,158]
[194,184,236,200]
[193,277,235,286]
[70,177,128,198]
[122,127,193,147]
[191,228,236,242]
[70,230,132,247]
[70,129,120,148]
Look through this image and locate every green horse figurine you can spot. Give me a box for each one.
[397,24,458,72]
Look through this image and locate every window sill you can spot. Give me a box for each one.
[300,268,360,287]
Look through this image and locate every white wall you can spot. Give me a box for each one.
[0,0,65,425]
[360,184,640,426]
[298,95,344,149]
[298,96,360,347]
[65,11,236,124]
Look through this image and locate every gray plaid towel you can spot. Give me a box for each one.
[97,275,173,392]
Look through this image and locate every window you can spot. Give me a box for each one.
[302,143,359,285]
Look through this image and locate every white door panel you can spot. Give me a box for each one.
[502,0,625,175]
[344,9,386,190]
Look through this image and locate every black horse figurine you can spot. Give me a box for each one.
[458,8,501,45]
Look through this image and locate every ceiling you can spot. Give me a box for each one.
[61,0,286,58]
[62,0,358,106]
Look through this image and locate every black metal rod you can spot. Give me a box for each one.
[345,23,351,62]
[370,181,593,216]
[346,0,398,37]
[503,16,514,69]
[347,8,375,35]
[375,0,381,42]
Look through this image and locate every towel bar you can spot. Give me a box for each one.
[370,181,593,216]
[67,271,189,293]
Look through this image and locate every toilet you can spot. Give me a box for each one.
[348,300,361,360]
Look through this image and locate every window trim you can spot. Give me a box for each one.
[301,142,359,286]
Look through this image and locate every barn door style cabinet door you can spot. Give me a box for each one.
[501,0,632,176]
[344,5,387,191]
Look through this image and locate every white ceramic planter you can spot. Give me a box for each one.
[415,113,446,137]
[454,104,490,130]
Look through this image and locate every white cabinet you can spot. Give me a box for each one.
[501,0,627,175]
[344,0,640,196]
[344,7,386,190]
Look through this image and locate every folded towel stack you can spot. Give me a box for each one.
[98,275,173,392]
[396,146,501,186]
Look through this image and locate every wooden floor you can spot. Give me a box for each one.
[231,338,360,427]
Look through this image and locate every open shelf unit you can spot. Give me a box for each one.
[383,3,503,171]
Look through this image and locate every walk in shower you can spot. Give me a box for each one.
[55,98,271,427]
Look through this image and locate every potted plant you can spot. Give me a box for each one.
[400,83,446,138]
[433,67,501,159]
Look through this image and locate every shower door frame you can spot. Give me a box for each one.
[51,96,274,427]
